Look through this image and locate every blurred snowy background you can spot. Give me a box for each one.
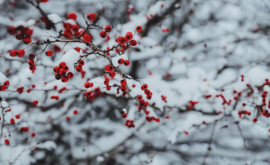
[1,0,270,164]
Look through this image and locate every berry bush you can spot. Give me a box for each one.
[1,0,270,165]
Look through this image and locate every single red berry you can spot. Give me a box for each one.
[66,116,70,121]
[17,49,25,57]
[10,118,15,124]
[7,26,16,35]
[67,72,74,79]
[61,76,69,82]
[130,39,137,46]
[99,31,107,38]
[15,114,21,119]
[74,46,81,52]
[29,53,35,60]
[124,60,130,66]
[141,83,148,90]
[23,38,31,44]
[105,64,114,72]
[109,71,116,78]
[32,100,38,105]
[87,13,97,21]
[136,25,142,32]
[31,133,36,137]
[78,60,85,66]
[118,58,124,64]
[46,50,53,56]
[67,12,77,21]
[53,45,61,52]
[4,80,10,86]
[125,32,133,40]
[73,110,78,115]
[4,139,10,145]
[72,24,79,32]
[104,25,112,32]
[59,62,66,68]
[120,79,127,86]
[82,33,93,42]
[10,50,17,57]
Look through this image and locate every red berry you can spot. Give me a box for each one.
[10,50,17,57]
[33,100,38,105]
[67,72,74,79]
[10,118,15,124]
[120,79,127,86]
[104,25,112,32]
[74,46,81,52]
[130,39,137,46]
[124,60,130,66]
[23,38,31,44]
[46,50,53,56]
[61,76,69,82]
[105,64,113,72]
[78,60,85,66]
[59,62,66,68]
[87,13,97,21]
[67,12,77,21]
[83,33,93,42]
[66,116,70,121]
[118,58,124,64]
[17,49,25,57]
[31,133,36,137]
[15,114,21,119]
[125,32,133,40]
[136,25,142,32]
[99,31,107,38]
[73,110,78,115]
[4,80,10,86]
[109,71,116,78]
[141,83,148,90]
[4,139,9,145]
[7,26,16,35]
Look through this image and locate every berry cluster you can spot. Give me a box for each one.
[114,31,137,54]
[0,80,9,91]
[84,87,101,101]
[9,49,25,57]
[53,62,74,82]
[28,53,36,72]
[145,116,160,122]
[104,76,111,90]
[16,86,24,94]
[141,83,152,100]
[125,120,135,128]
[118,58,130,66]
[7,25,33,44]
[50,95,60,100]
[238,110,251,118]
[62,21,81,39]
[75,60,85,73]
[104,64,116,78]
[99,25,112,38]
